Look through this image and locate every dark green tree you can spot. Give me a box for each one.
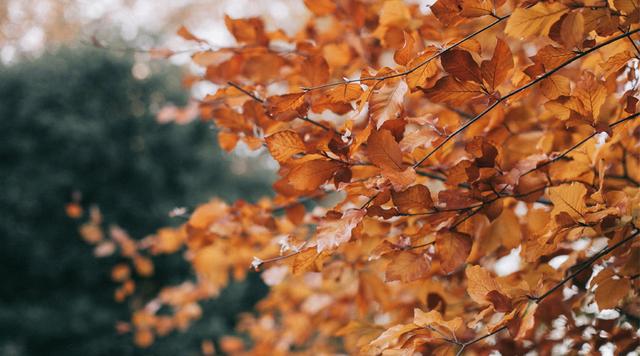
[0,48,270,356]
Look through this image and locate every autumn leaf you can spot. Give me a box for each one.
[302,55,330,87]
[369,79,408,129]
[466,265,503,305]
[406,47,440,90]
[265,130,306,163]
[287,159,342,192]
[441,49,482,84]
[224,15,267,45]
[391,184,434,213]
[177,25,206,43]
[481,39,513,91]
[460,0,494,18]
[414,309,464,339]
[421,76,484,105]
[595,277,630,310]
[436,231,472,274]
[385,250,431,282]
[303,0,336,16]
[265,92,308,121]
[505,3,568,38]
[549,182,587,220]
[367,129,405,171]
[316,209,366,252]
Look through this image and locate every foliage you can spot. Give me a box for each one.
[0,48,270,356]
[101,0,640,354]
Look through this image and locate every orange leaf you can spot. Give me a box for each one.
[224,15,267,45]
[466,265,502,305]
[369,79,408,129]
[421,76,484,105]
[481,39,514,91]
[595,277,630,310]
[391,184,434,213]
[177,25,206,43]
[316,209,366,252]
[265,130,306,163]
[303,0,337,16]
[287,159,342,192]
[385,250,431,282]
[436,231,472,274]
[366,129,405,171]
[460,0,494,18]
[265,92,308,121]
[548,182,587,220]
[302,55,330,87]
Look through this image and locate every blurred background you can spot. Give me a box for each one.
[0,0,310,355]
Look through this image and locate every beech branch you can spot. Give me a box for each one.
[301,15,510,92]
[413,28,640,169]
[227,81,338,133]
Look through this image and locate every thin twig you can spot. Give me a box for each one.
[301,15,510,92]
[523,112,640,176]
[413,28,640,169]
[529,229,640,303]
[227,81,339,134]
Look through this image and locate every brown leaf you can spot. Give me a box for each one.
[394,31,416,66]
[481,39,513,91]
[595,277,630,310]
[460,0,493,17]
[367,129,405,171]
[406,47,440,90]
[421,76,484,105]
[369,79,408,129]
[549,182,587,220]
[265,130,306,163]
[441,49,482,83]
[302,55,330,87]
[466,265,502,305]
[391,184,434,213]
[559,12,585,49]
[177,26,206,43]
[385,250,431,282]
[287,159,342,192]
[265,92,308,121]
[316,209,366,252]
[436,231,472,274]
[224,15,267,45]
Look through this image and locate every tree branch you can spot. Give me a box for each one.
[301,15,510,92]
[413,28,640,169]
[529,229,640,303]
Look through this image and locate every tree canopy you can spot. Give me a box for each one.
[92,0,639,354]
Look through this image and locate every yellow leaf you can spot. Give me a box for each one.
[549,182,587,219]
[505,3,568,38]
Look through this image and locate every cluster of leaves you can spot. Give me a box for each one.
[101,0,640,354]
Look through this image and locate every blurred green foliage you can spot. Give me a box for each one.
[0,48,270,356]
